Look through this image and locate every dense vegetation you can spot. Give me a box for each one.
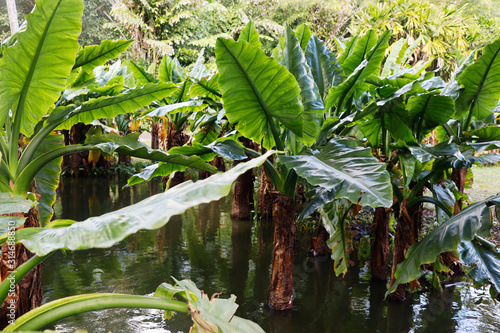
[1,0,500,331]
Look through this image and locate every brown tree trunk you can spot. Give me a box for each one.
[163,122,189,188]
[151,121,161,150]
[199,156,225,180]
[166,122,187,151]
[230,168,254,219]
[389,197,422,301]
[311,224,331,256]
[371,207,391,281]
[118,153,131,164]
[231,138,255,220]
[451,167,468,214]
[68,123,92,176]
[167,172,185,188]
[258,166,274,218]
[268,194,295,310]
[61,129,71,173]
[444,167,468,275]
[0,207,43,328]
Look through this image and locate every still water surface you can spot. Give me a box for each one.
[42,177,500,333]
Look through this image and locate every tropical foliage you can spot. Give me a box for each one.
[2,0,500,331]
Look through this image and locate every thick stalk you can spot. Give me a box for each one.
[0,134,9,160]
[230,168,254,219]
[231,138,255,220]
[0,208,43,328]
[4,295,188,331]
[370,207,391,281]
[268,194,295,310]
[451,167,468,214]
[150,120,161,150]
[389,195,422,301]
[257,166,274,218]
[311,224,330,256]
[0,255,48,306]
[464,99,478,133]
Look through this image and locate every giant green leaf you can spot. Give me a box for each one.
[466,140,500,153]
[280,138,393,207]
[53,83,177,129]
[466,126,500,141]
[456,38,500,121]
[145,101,207,118]
[158,56,184,83]
[0,0,82,136]
[126,163,188,187]
[188,48,211,80]
[341,30,377,76]
[295,24,311,51]
[0,193,33,215]
[281,26,324,146]
[305,35,344,100]
[407,94,455,139]
[470,153,500,165]
[238,21,261,48]
[459,240,500,296]
[297,187,336,221]
[12,152,274,256]
[3,278,264,332]
[325,31,391,112]
[85,133,216,173]
[387,195,498,296]
[358,100,415,146]
[128,60,158,85]
[320,200,351,276]
[189,74,221,101]
[127,139,248,187]
[409,141,464,164]
[34,134,63,226]
[73,40,132,74]
[216,38,303,149]
[381,38,407,78]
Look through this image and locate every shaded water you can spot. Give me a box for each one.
[43,177,500,333]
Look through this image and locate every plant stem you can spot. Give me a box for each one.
[0,254,49,305]
[4,294,188,331]
[407,196,453,217]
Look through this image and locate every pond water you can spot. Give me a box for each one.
[42,176,500,333]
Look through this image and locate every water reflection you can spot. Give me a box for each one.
[42,177,500,333]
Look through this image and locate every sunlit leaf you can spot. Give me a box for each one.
[280,138,393,207]
[238,21,261,48]
[216,38,303,149]
[0,0,82,136]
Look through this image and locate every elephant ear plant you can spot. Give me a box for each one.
[215,25,393,310]
[0,152,272,332]
[0,0,216,322]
